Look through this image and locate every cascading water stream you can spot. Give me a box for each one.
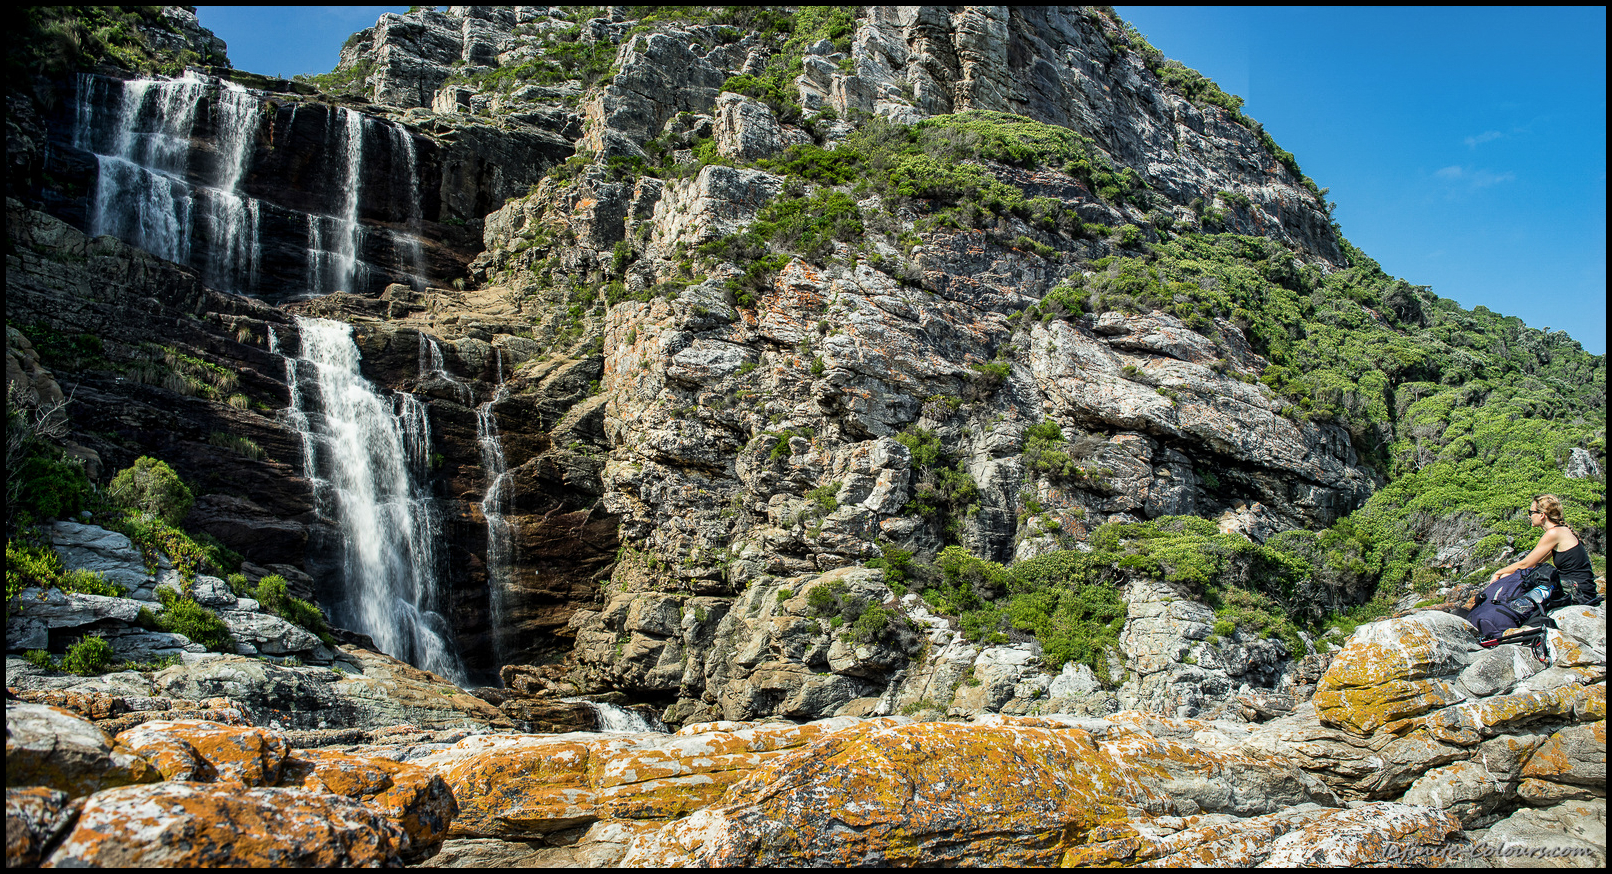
[477,352,515,665]
[420,335,515,666]
[72,70,430,298]
[75,71,262,289]
[273,318,466,684]
[308,108,368,296]
[567,701,667,733]
[389,122,427,290]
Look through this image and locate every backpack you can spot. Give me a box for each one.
[1464,566,1565,639]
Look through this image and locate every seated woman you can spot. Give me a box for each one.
[1463,495,1596,636]
[1487,494,1595,598]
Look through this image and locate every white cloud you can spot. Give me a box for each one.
[1467,169,1515,188]
[1464,130,1504,148]
[1434,165,1514,189]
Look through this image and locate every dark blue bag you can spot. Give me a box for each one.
[1465,567,1562,639]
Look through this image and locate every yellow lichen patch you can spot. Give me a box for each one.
[1518,720,1606,783]
[1545,622,1605,669]
[599,771,743,820]
[1445,685,1590,735]
[1574,682,1606,720]
[1314,677,1465,736]
[114,720,289,786]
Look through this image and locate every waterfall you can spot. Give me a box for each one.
[580,701,667,733]
[71,71,430,299]
[203,80,262,293]
[307,108,367,296]
[419,334,515,666]
[388,122,427,290]
[275,317,466,683]
[477,351,514,665]
[75,71,261,291]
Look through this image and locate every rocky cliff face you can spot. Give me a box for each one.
[8,5,1602,722]
[6,5,1606,868]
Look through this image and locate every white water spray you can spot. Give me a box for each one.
[418,335,515,664]
[76,71,261,289]
[278,317,465,683]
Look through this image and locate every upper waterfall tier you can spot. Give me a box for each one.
[48,70,570,304]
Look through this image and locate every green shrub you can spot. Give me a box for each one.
[106,511,211,581]
[847,603,901,644]
[62,634,114,675]
[11,452,94,520]
[254,574,334,645]
[805,481,840,516]
[23,649,55,669]
[108,456,193,524]
[225,572,253,596]
[6,539,123,598]
[865,542,919,594]
[152,587,234,652]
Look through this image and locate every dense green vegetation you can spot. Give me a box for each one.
[895,427,980,541]
[1018,231,1604,602]
[8,6,222,82]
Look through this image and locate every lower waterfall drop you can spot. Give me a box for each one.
[476,350,515,666]
[276,316,465,683]
[419,334,515,667]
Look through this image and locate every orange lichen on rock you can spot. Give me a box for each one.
[114,719,290,785]
[278,748,459,859]
[45,781,409,867]
[1314,614,1483,736]
[624,720,1155,867]
[417,718,879,839]
[422,734,604,837]
[1518,720,1606,786]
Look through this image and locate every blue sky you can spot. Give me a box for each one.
[197,7,1607,354]
[1114,7,1605,354]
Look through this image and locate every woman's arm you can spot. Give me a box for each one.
[1488,528,1563,581]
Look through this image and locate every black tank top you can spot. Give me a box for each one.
[1551,539,1594,584]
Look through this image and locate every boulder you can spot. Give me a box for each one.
[1313,611,1480,735]
[45,782,410,867]
[620,716,1338,866]
[114,719,291,784]
[279,748,459,861]
[415,718,868,839]
[217,609,332,661]
[5,787,80,867]
[1400,760,1512,826]
[4,702,160,797]
[49,521,148,593]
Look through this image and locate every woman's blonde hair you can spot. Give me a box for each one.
[1532,494,1566,526]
